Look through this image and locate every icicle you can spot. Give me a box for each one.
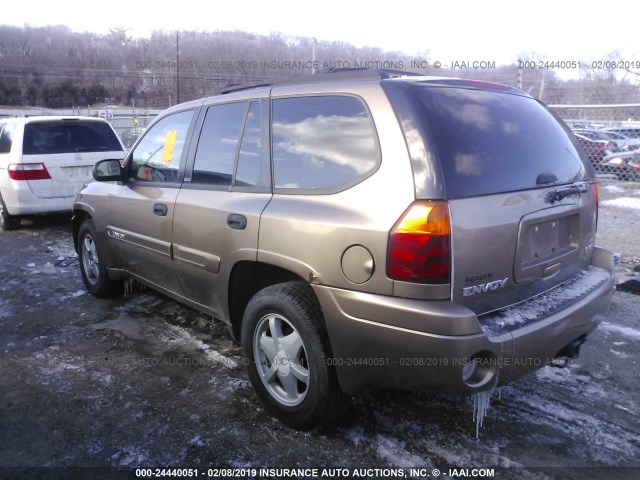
[472,383,497,439]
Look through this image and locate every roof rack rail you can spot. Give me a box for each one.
[216,82,272,95]
[212,68,420,96]
[314,68,420,79]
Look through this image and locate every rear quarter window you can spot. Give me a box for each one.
[410,86,587,198]
[0,122,16,154]
[23,121,123,155]
[271,95,379,192]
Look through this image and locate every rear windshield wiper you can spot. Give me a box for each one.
[546,181,589,203]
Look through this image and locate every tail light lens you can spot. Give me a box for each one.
[8,163,51,181]
[387,201,451,284]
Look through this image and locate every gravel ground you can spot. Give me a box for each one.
[1,181,639,480]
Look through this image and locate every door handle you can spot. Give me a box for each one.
[153,203,168,216]
[227,214,247,230]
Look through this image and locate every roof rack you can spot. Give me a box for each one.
[214,68,421,95]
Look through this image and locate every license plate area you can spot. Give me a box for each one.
[514,207,580,283]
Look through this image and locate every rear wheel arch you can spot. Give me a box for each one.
[228,261,313,341]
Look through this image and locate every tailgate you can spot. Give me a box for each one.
[449,183,598,315]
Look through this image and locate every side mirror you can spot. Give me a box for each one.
[93,159,123,182]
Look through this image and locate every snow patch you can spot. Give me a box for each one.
[376,434,431,468]
[602,197,640,210]
[481,266,611,335]
[343,427,367,447]
[603,185,625,193]
[599,323,640,340]
[165,324,239,369]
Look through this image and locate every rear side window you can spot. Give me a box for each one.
[411,87,586,198]
[272,95,379,192]
[23,121,123,155]
[192,101,263,188]
[0,123,16,154]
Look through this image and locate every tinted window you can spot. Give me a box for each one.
[412,87,585,198]
[130,110,193,183]
[192,103,246,186]
[272,96,378,191]
[23,121,122,155]
[235,102,262,187]
[0,123,16,154]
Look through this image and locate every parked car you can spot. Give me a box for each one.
[73,70,615,429]
[572,129,620,151]
[603,126,640,139]
[573,133,616,171]
[603,150,640,181]
[119,126,146,150]
[0,116,124,230]
[573,128,640,152]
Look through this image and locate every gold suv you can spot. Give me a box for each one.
[73,70,615,429]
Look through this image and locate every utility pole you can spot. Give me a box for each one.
[176,31,180,104]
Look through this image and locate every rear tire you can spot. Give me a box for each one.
[241,282,351,430]
[0,193,21,231]
[78,219,122,297]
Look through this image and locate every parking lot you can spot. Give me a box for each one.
[1,180,639,480]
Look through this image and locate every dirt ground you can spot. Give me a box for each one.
[1,180,639,480]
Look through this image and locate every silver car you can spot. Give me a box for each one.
[73,70,615,429]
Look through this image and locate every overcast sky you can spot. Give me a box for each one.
[4,0,640,71]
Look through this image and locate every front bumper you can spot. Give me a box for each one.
[314,247,615,396]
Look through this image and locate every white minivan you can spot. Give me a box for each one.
[0,116,124,230]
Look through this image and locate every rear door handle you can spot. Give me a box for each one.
[153,203,168,216]
[227,214,247,230]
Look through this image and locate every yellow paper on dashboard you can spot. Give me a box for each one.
[162,130,177,163]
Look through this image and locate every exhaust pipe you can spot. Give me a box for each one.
[551,337,586,368]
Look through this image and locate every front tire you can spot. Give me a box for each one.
[0,193,21,231]
[241,282,350,430]
[78,219,121,297]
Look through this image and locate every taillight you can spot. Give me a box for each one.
[8,163,51,181]
[387,201,451,284]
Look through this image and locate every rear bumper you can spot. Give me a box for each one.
[1,181,73,215]
[314,247,615,396]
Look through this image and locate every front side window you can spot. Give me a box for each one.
[130,110,194,183]
[192,103,246,186]
[272,95,379,191]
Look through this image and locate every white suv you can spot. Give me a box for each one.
[0,116,124,230]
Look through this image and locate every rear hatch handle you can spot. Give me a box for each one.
[546,181,589,204]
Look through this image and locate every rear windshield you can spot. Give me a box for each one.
[411,86,586,198]
[23,121,123,155]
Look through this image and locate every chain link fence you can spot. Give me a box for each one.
[550,105,640,183]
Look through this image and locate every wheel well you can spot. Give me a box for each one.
[71,210,91,253]
[228,261,311,341]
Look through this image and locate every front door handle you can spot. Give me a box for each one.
[227,214,247,230]
[153,203,168,216]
